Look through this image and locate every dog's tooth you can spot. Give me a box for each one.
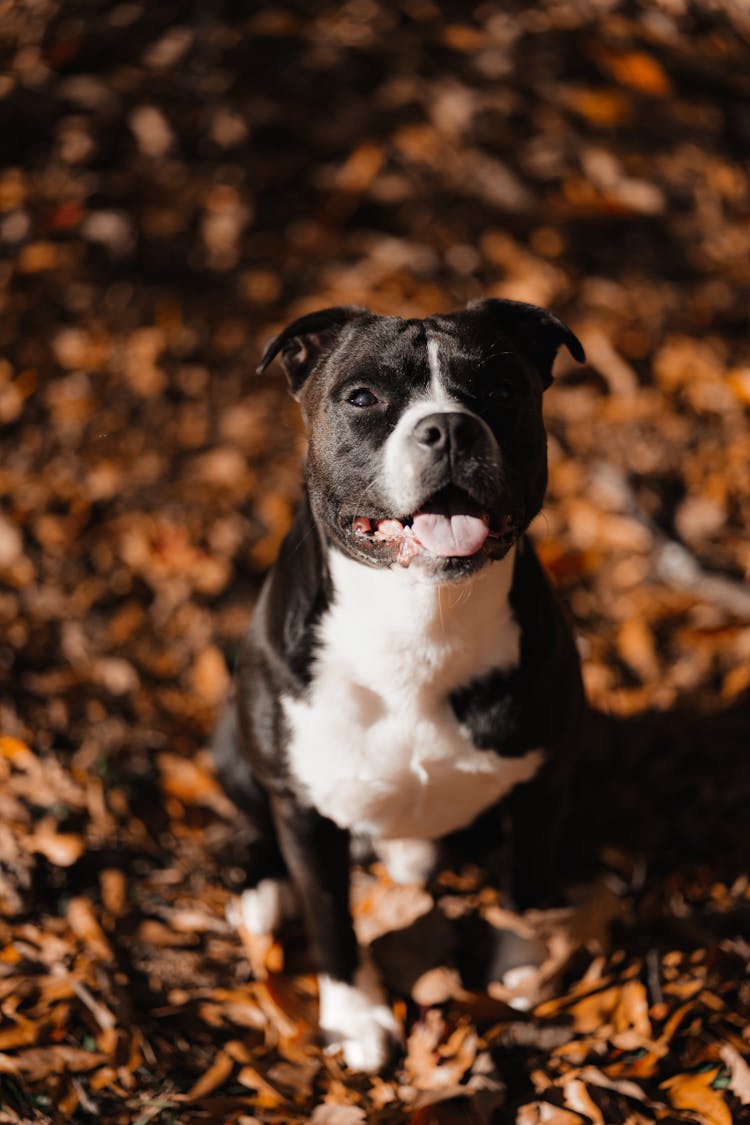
[353,517,372,536]
[396,533,422,566]
[373,518,404,541]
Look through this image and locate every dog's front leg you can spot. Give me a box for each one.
[270,792,399,1072]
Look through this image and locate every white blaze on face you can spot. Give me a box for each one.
[382,327,498,523]
[426,331,449,400]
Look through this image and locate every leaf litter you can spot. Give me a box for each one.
[1,0,750,1120]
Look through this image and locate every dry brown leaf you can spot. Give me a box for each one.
[516,1100,585,1124]
[157,751,235,815]
[440,24,483,51]
[662,1068,732,1125]
[136,918,194,948]
[334,143,385,195]
[562,88,634,127]
[310,1105,367,1124]
[0,736,33,764]
[404,1010,478,1091]
[564,976,652,1042]
[236,1064,286,1108]
[412,967,463,1007]
[27,818,84,867]
[236,922,284,980]
[67,896,113,961]
[190,645,230,705]
[99,868,127,917]
[719,1043,750,1105]
[0,1016,40,1051]
[351,867,434,945]
[182,1048,234,1102]
[262,975,316,1038]
[562,1078,605,1125]
[572,1066,647,1103]
[0,1046,107,1080]
[594,49,672,96]
[616,618,660,682]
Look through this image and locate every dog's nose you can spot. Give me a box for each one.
[412,411,485,455]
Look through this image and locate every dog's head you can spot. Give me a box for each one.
[259,300,584,580]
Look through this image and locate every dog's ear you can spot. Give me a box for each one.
[468,298,585,388]
[257,305,368,396]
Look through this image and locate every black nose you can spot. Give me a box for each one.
[412,411,485,455]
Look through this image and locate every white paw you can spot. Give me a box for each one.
[318,964,400,1073]
[227,878,296,935]
[502,964,540,1011]
[375,838,437,885]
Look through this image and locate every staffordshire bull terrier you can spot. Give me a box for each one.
[213,298,586,1071]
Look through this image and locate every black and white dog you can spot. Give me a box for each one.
[214,299,586,1071]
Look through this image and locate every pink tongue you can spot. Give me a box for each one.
[411,511,489,557]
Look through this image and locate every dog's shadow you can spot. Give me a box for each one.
[367,690,750,995]
[569,694,750,886]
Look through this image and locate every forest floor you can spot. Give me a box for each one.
[1,1,750,1121]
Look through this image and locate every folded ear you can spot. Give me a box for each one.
[467,298,585,388]
[257,305,368,396]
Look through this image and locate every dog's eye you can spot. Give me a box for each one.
[488,379,516,402]
[347,387,379,408]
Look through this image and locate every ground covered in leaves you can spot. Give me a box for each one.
[2,1,750,1121]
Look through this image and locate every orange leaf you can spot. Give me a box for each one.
[662,1069,732,1125]
[563,87,634,127]
[597,49,672,96]
[67,896,113,961]
[182,1048,234,1102]
[0,736,32,761]
[28,819,85,867]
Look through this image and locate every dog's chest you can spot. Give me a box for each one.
[282,549,543,841]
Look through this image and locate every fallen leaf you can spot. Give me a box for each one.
[662,1068,732,1125]
[719,1044,750,1105]
[0,1046,107,1080]
[182,1048,234,1102]
[516,1101,585,1124]
[67,897,113,961]
[309,1106,367,1124]
[28,819,85,867]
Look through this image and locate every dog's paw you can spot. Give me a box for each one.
[227,877,296,935]
[500,963,541,1011]
[319,964,400,1073]
[375,838,437,885]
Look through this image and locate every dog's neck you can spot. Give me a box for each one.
[325,545,518,665]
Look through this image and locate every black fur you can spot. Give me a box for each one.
[213,300,586,1049]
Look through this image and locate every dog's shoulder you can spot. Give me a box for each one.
[234,491,331,781]
[243,490,330,687]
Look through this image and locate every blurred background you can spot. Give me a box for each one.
[1,1,750,1120]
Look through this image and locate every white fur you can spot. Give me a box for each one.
[502,964,539,1012]
[375,838,438,884]
[319,961,400,1072]
[283,546,544,842]
[231,878,296,935]
[426,331,448,399]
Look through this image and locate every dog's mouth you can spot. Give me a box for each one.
[350,486,518,567]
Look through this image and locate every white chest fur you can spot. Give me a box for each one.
[282,547,543,841]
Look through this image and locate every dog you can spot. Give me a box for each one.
[213,299,586,1071]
